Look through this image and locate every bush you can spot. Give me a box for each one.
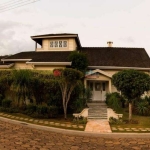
[135,101,149,116]
[2,99,12,108]
[71,98,86,113]
[47,106,58,118]
[0,94,3,106]
[27,105,58,119]
[106,92,123,111]
[109,117,123,125]
[26,104,37,114]
[144,96,150,105]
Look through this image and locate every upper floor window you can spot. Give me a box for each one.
[50,40,68,48]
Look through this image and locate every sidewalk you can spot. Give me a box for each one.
[111,126,150,132]
[0,112,85,131]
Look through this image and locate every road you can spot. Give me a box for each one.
[0,118,150,150]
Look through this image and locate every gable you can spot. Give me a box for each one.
[85,69,112,79]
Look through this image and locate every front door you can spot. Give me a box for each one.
[88,81,106,101]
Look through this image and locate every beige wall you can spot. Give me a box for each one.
[11,62,65,71]
[13,62,33,69]
[36,38,77,51]
[34,65,65,70]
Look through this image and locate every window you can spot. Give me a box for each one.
[59,41,62,47]
[50,41,53,47]
[55,41,58,47]
[95,82,101,91]
[50,40,68,48]
[63,41,67,47]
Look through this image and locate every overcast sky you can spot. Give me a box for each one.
[0,0,150,56]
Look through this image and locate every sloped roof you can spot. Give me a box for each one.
[3,51,71,62]
[80,47,150,68]
[2,47,150,69]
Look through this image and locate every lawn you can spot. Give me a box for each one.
[111,108,150,130]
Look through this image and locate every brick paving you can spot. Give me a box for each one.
[0,119,150,149]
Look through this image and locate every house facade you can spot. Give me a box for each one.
[1,33,150,101]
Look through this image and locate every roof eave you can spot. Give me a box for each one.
[1,59,32,62]
[26,62,72,66]
[88,66,150,70]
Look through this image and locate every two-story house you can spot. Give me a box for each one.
[1,33,150,101]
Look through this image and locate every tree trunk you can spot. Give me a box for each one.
[63,103,67,119]
[129,102,132,121]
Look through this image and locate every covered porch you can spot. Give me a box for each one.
[84,69,112,102]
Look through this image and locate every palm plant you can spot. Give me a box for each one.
[135,101,149,116]
[11,70,32,107]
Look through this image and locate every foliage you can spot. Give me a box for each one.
[144,96,150,105]
[109,117,124,125]
[112,70,150,101]
[26,104,37,114]
[25,104,58,118]
[53,68,83,119]
[71,98,86,113]
[112,69,150,120]
[135,101,149,116]
[68,51,88,73]
[11,70,32,106]
[73,116,87,124]
[0,70,12,98]
[106,92,124,111]
[2,99,12,108]
[0,94,3,106]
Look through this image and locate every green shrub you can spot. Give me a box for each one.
[135,101,149,116]
[0,94,3,106]
[2,99,12,108]
[71,98,86,113]
[26,104,37,114]
[144,96,150,105]
[47,106,58,118]
[106,92,123,111]
[109,117,124,125]
[36,105,48,115]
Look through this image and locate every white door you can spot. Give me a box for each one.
[93,82,101,101]
[93,82,106,101]
[101,82,106,101]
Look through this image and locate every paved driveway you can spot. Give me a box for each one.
[0,118,150,150]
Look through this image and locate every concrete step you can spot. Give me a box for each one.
[88,117,107,119]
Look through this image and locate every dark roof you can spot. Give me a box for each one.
[31,33,78,38]
[4,51,71,62]
[31,33,81,47]
[80,47,150,68]
[3,47,150,68]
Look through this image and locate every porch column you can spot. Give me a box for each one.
[109,79,112,93]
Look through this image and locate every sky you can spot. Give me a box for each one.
[0,0,150,56]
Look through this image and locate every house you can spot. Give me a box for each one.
[1,33,150,101]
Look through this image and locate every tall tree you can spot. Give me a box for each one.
[53,68,83,119]
[68,51,88,73]
[112,69,150,120]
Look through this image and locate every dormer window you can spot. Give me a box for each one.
[50,40,68,48]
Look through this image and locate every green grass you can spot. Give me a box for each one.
[111,108,150,128]
[0,112,86,131]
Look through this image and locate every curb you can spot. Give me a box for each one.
[1,116,150,137]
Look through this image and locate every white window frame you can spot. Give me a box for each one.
[50,40,68,48]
